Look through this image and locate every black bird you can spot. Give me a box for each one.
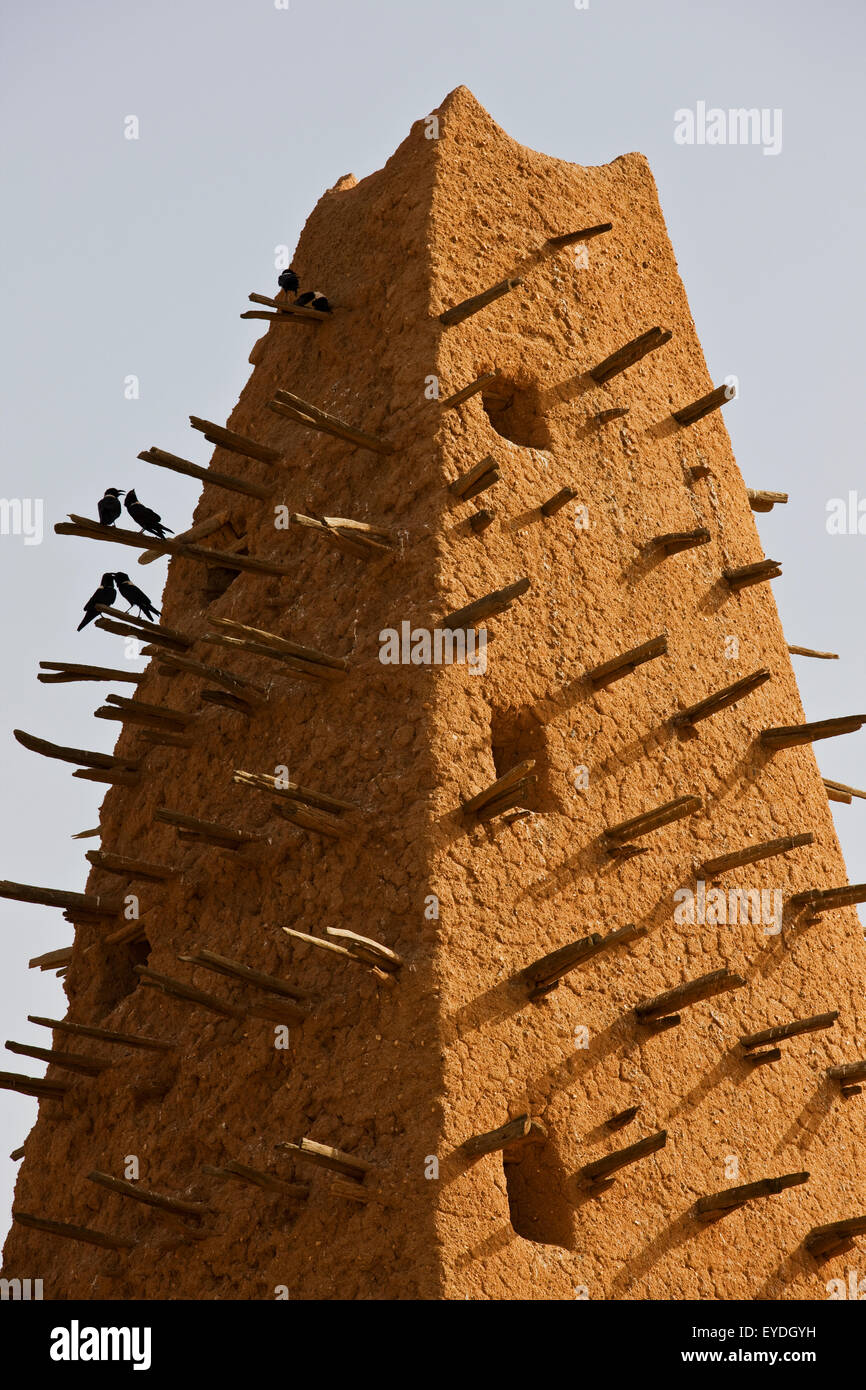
[310,293,332,313]
[124,488,174,539]
[113,572,160,622]
[278,267,299,294]
[78,572,116,631]
[97,487,125,526]
[294,290,316,306]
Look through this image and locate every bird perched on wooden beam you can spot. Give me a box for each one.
[124,489,174,539]
[97,488,125,526]
[113,573,160,622]
[295,290,332,313]
[78,573,116,631]
[278,267,299,294]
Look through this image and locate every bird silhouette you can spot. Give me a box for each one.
[113,572,160,622]
[97,488,125,526]
[294,290,316,306]
[124,489,173,538]
[278,267,299,294]
[77,573,116,630]
[310,293,332,313]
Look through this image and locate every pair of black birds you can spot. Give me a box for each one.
[98,487,173,539]
[78,572,159,631]
[277,267,331,313]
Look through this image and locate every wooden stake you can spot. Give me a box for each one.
[673,384,732,426]
[540,487,578,518]
[448,455,500,501]
[280,928,392,984]
[825,784,853,804]
[201,1161,309,1197]
[276,1137,376,1177]
[0,1071,69,1099]
[189,415,281,462]
[603,795,701,846]
[37,661,143,686]
[96,693,194,727]
[463,760,536,816]
[138,446,271,500]
[28,1015,173,1052]
[443,577,530,629]
[460,1114,533,1158]
[325,927,403,974]
[72,766,140,788]
[723,558,783,591]
[547,222,612,248]
[13,1211,133,1250]
[135,966,245,1019]
[247,292,328,320]
[290,512,393,558]
[748,489,788,513]
[58,515,294,579]
[28,948,72,971]
[804,1216,866,1258]
[177,948,311,1009]
[84,851,177,882]
[740,1012,839,1051]
[268,390,395,455]
[760,715,866,750]
[5,1041,111,1077]
[468,510,494,537]
[207,616,347,674]
[439,372,500,410]
[824,778,866,802]
[585,635,667,689]
[233,768,355,815]
[635,969,745,1024]
[148,649,268,698]
[87,1170,209,1219]
[788,645,839,660]
[743,1047,782,1067]
[827,1060,866,1083]
[670,668,771,728]
[154,809,267,850]
[698,832,814,877]
[0,879,119,917]
[14,728,139,774]
[579,1130,667,1184]
[440,278,522,326]
[695,1172,809,1221]
[644,527,711,558]
[10,1147,25,1160]
[139,511,231,565]
[521,923,645,999]
[589,328,672,385]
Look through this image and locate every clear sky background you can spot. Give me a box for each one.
[1,0,864,1245]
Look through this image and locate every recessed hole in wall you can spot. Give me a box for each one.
[204,562,243,604]
[95,933,152,1016]
[481,377,552,450]
[503,1140,575,1250]
[490,708,561,813]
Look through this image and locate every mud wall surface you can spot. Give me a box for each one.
[3,87,864,1301]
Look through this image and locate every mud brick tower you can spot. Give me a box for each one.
[3,87,866,1301]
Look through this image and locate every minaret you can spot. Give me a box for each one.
[3,87,864,1301]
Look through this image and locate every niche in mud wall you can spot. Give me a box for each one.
[203,560,244,605]
[93,929,152,1017]
[490,707,563,814]
[481,375,552,450]
[503,1137,575,1250]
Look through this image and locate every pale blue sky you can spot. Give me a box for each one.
[1,0,864,1241]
